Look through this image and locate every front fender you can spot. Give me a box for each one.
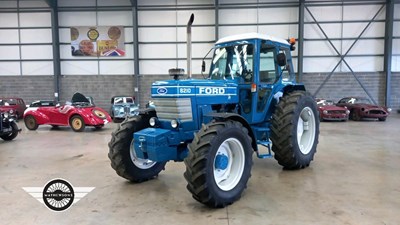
[72,107,111,125]
[204,112,258,152]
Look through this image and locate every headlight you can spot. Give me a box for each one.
[149,117,157,127]
[346,110,350,114]
[93,109,106,119]
[323,110,328,114]
[4,112,9,118]
[388,108,392,112]
[171,119,178,128]
[9,109,14,114]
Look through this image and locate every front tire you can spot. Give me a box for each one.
[70,115,85,132]
[108,115,166,182]
[0,121,19,141]
[184,120,253,208]
[350,110,361,121]
[24,115,38,130]
[271,91,319,170]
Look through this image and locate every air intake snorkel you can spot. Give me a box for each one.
[187,13,194,79]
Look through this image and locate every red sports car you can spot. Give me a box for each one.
[336,97,391,121]
[23,93,111,132]
[316,99,349,121]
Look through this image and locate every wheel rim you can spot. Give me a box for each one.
[26,117,36,129]
[72,118,82,130]
[213,138,245,191]
[129,139,157,169]
[297,107,316,155]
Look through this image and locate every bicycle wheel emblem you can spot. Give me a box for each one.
[42,179,75,211]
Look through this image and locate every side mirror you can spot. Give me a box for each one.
[201,60,206,73]
[277,53,286,67]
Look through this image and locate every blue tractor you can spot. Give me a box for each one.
[108,15,319,208]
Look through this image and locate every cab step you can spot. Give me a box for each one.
[256,140,273,159]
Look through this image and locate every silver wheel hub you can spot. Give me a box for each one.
[297,107,316,155]
[213,138,245,191]
[130,140,156,169]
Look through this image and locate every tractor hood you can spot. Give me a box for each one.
[151,79,239,104]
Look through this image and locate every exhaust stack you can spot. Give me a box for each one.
[187,14,194,78]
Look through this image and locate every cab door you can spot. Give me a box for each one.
[251,42,278,123]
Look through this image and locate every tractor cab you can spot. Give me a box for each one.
[207,33,297,124]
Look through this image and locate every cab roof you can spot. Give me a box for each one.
[216,32,290,46]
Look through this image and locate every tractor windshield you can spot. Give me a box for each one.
[209,44,254,82]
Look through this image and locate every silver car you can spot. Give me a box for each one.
[110,96,138,122]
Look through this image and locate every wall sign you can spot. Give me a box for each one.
[70,26,125,57]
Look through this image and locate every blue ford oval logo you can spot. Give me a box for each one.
[157,87,167,95]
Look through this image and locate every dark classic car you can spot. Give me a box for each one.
[336,97,391,121]
[316,99,349,121]
[110,96,138,122]
[0,97,26,120]
[23,92,111,132]
[0,109,20,141]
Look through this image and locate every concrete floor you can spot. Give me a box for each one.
[1,114,400,225]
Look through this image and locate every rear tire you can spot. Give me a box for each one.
[184,120,253,208]
[378,117,386,121]
[24,115,38,130]
[108,115,166,182]
[271,91,319,170]
[0,121,19,141]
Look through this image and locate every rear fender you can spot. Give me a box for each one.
[24,109,50,125]
[282,84,306,96]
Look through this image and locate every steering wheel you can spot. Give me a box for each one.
[242,69,253,82]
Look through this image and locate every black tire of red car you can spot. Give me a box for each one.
[24,115,39,130]
[69,115,85,132]
[184,120,253,208]
[350,110,361,121]
[94,125,103,129]
[378,117,386,121]
[108,115,167,182]
[0,121,18,141]
[270,91,319,170]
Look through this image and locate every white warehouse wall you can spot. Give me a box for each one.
[0,1,53,76]
[393,3,400,72]
[0,0,398,76]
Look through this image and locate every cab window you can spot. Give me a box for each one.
[259,45,277,83]
[210,44,254,83]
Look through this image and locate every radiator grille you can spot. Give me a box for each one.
[152,98,193,122]
[329,110,346,114]
[369,110,385,115]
